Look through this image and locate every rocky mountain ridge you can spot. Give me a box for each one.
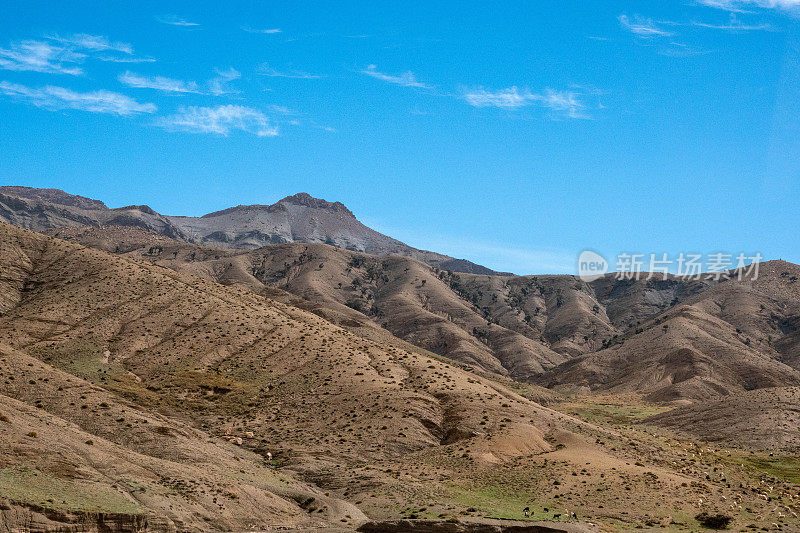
[0,186,506,275]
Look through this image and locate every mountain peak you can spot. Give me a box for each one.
[277,192,352,215]
[0,186,107,210]
[200,193,353,218]
[0,186,502,275]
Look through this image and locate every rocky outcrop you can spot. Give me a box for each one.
[0,499,159,533]
[358,519,569,533]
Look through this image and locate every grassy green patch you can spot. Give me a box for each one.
[29,338,124,382]
[0,467,142,514]
[732,455,800,483]
[557,400,670,426]
[444,483,562,521]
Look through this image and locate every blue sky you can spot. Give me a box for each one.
[1,0,799,274]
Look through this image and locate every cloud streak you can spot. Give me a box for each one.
[118,71,200,93]
[208,67,240,95]
[0,81,156,115]
[157,105,278,137]
[691,13,772,29]
[361,65,431,88]
[242,26,281,34]
[618,14,674,37]
[0,34,148,75]
[97,55,156,63]
[0,40,85,75]
[46,33,133,54]
[257,63,323,79]
[461,86,587,118]
[698,0,800,12]
[462,86,537,108]
[155,15,200,27]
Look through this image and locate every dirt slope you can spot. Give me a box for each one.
[540,262,800,402]
[647,386,800,450]
[0,221,569,527]
[0,342,360,531]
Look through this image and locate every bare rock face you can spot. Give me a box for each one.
[0,498,155,532]
[0,187,190,242]
[0,186,107,210]
[170,192,504,274]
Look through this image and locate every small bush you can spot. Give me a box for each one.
[695,512,732,529]
[26,431,37,438]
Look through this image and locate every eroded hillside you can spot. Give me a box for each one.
[0,221,795,531]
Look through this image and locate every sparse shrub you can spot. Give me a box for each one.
[26,431,37,438]
[695,512,732,529]
[0,411,8,423]
[85,439,94,445]
[345,298,364,312]
[348,255,366,268]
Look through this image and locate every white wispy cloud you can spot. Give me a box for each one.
[97,55,156,63]
[618,14,675,37]
[462,86,537,108]
[157,105,278,136]
[0,81,156,115]
[536,89,588,118]
[242,26,281,34]
[0,34,148,74]
[46,33,133,54]
[265,104,294,114]
[698,0,800,12]
[118,71,200,93]
[460,86,588,118]
[208,67,240,95]
[659,42,713,57]
[0,40,85,75]
[361,64,431,88]
[691,13,772,29]
[155,15,200,27]
[257,63,323,79]
[461,86,588,118]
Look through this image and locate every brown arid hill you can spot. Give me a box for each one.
[0,343,362,532]
[39,226,710,383]
[539,261,800,403]
[0,186,505,275]
[5,222,800,530]
[646,386,800,450]
[15,187,800,407]
[44,224,800,407]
